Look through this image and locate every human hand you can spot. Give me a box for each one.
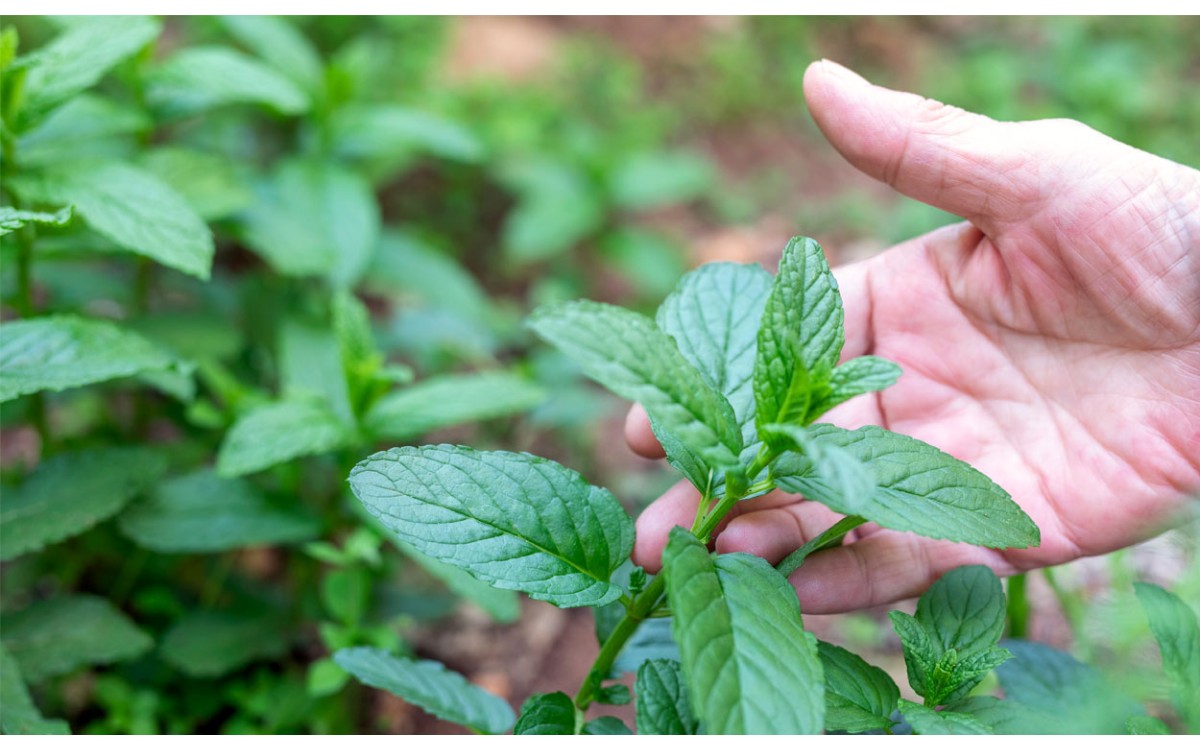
[627,60,1200,614]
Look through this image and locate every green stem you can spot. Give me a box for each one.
[776,515,866,577]
[573,573,666,711]
[1007,572,1029,639]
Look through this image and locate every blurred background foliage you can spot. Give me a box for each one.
[1,15,1197,734]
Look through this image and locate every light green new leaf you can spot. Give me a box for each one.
[1,595,152,683]
[809,355,903,419]
[160,610,287,678]
[1135,582,1200,730]
[818,641,900,733]
[330,105,485,163]
[12,16,160,128]
[364,372,546,441]
[609,151,713,210]
[635,659,698,735]
[216,399,353,477]
[0,206,71,235]
[664,528,824,734]
[754,236,843,432]
[658,262,774,469]
[10,162,214,279]
[900,699,992,735]
[336,648,514,734]
[773,424,1039,549]
[529,300,741,470]
[0,646,70,735]
[350,446,633,608]
[119,469,319,553]
[1,447,166,561]
[238,159,380,286]
[762,423,874,512]
[138,147,254,221]
[219,16,324,93]
[514,691,576,735]
[393,540,520,623]
[147,46,309,118]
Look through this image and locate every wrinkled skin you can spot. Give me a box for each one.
[627,60,1200,614]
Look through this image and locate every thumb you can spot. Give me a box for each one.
[804,60,1052,233]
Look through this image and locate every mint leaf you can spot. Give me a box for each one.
[609,151,713,210]
[514,692,576,735]
[0,316,191,404]
[1,595,152,683]
[899,699,992,735]
[809,355,902,418]
[335,647,514,734]
[218,16,324,94]
[1,448,166,561]
[818,640,900,733]
[657,261,773,469]
[330,105,485,163]
[0,206,72,235]
[773,424,1039,549]
[501,160,603,263]
[12,16,160,128]
[583,716,632,734]
[160,610,287,679]
[754,236,843,431]
[10,162,214,279]
[147,46,309,117]
[279,321,355,424]
[137,147,254,221]
[1126,716,1171,735]
[888,611,940,701]
[391,540,520,624]
[349,446,634,608]
[614,617,679,675]
[364,372,545,441]
[118,469,320,553]
[239,159,379,286]
[216,399,354,477]
[529,300,741,470]
[663,528,824,734]
[995,639,1143,733]
[761,423,874,513]
[635,659,698,735]
[15,94,149,167]
[1135,582,1200,730]
[0,646,69,735]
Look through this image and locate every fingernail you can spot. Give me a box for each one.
[819,59,869,86]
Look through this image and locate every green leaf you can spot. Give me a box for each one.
[888,611,940,700]
[395,541,520,623]
[0,206,72,235]
[279,321,355,423]
[1126,716,1171,735]
[951,695,1027,733]
[529,300,741,470]
[0,315,191,403]
[336,648,513,734]
[1,447,166,561]
[762,423,874,513]
[364,372,545,441]
[137,147,254,221]
[663,528,824,734]
[635,659,698,735]
[147,46,309,117]
[513,691,575,735]
[899,699,992,735]
[753,236,843,432]
[219,16,324,94]
[657,261,774,469]
[216,399,353,477]
[809,355,903,418]
[501,160,603,263]
[16,94,150,167]
[238,159,379,286]
[118,469,320,553]
[330,105,484,163]
[365,230,493,323]
[321,567,372,627]
[583,716,632,734]
[10,162,214,279]
[0,645,70,735]
[609,151,713,210]
[12,16,160,128]
[598,228,687,299]
[818,641,900,733]
[919,566,1008,657]
[1,595,152,683]
[995,639,1143,733]
[159,610,287,678]
[1135,582,1200,730]
[306,657,350,698]
[349,445,634,608]
[773,424,1040,549]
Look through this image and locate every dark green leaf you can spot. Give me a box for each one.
[118,469,319,553]
[0,206,72,235]
[147,46,309,117]
[1135,582,1200,730]
[899,699,992,735]
[529,300,741,470]
[888,611,939,700]
[349,445,634,608]
[219,16,323,93]
[754,236,843,432]
[609,151,713,210]
[919,565,1008,657]
[663,528,824,734]
[0,646,69,735]
[818,641,900,733]
[159,610,287,678]
[1,447,166,561]
[10,162,214,279]
[635,659,697,735]
[514,691,575,735]
[336,648,514,734]
[808,356,903,418]
[773,424,1039,549]
[595,684,631,706]
[1,595,152,682]
[583,716,632,734]
[364,372,545,441]
[216,399,353,477]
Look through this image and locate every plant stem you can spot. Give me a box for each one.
[573,573,666,711]
[1006,572,1029,639]
[776,515,866,577]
